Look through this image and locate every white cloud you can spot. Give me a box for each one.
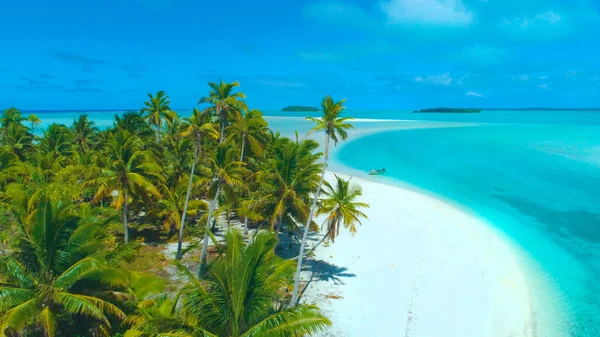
[536,11,562,24]
[540,76,550,80]
[538,83,549,89]
[512,74,529,81]
[414,72,453,86]
[466,91,484,97]
[381,0,473,25]
[566,70,577,78]
[504,10,562,28]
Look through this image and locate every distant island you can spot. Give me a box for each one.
[483,107,600,111]
[282,105,320,112]
[414,108,481,113]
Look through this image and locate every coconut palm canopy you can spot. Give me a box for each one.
[0,82,361,337]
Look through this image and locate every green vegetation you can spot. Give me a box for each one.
[0,81,368,336]
[413,107,481,113]
[281,106,320,112]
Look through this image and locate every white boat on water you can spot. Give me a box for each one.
[368,168,386,175]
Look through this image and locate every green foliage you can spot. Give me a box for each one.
[318,174,370,243]
[414,107,481,113]
[306,96,354,149]
[125,229,330,337]
[0,84,342,337]
[141,91,174,142]
[198,80,247,142]
[256,136,322,231]
[281,105,319,112]
[0,197,126,336]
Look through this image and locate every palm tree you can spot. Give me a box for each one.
[114,111,151,137]
[174,108,219,260]
[0,197,126,336]
[149,178,208,236]
[39,123,73,157]
[290,96,354,306]
[296,175,370,257]
[141,91,173,142]
[198,80,247,143]
[227,109,268,162]
[92,131,162,242]
[2,123,35,161]
[72,114,98,154]
[1,107,26,137]
[27,114,41,130]
[162,116,194,187]
[198,145,247,275]
[257,136,322,233]
[126,229,331,337]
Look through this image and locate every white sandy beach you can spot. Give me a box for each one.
[300,171,534,337]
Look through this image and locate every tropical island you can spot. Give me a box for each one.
[414,107,481,113]
[0,82,360,337]
[282,105,320,111]
[484,107,600,111]
[0,81,539,337]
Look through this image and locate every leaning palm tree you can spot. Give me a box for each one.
[319,175,369,243]
[198,80,247,143]
[198,145,247,275]
[0,197,126,336]
[141,90,173,142]
[27,114,41,130]
[227,109,268,162]
[126,229,331,337]
[312,174,369,248]
[290,96,354,307]
[175,108,218,260]
[92,130,162,242]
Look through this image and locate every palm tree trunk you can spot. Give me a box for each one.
[155,124,160,142]
[176,141,198,260]
[240,134,246,162]
[290,134,330,307]
[218,106,225,144]
[123,191,129,243]
[199,182,221,276]
[244,215,249,235]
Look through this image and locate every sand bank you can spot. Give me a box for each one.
[300,171,534,337]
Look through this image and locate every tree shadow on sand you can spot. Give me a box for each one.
[299,259,357,300]
[305,259,356,284]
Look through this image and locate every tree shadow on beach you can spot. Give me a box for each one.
[299,259,356,300]
[305,259,356,284]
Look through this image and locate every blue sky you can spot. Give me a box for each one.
[1,0,599,110]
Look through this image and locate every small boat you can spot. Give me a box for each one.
[368,168,386,175]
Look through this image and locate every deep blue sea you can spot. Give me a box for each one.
[27,109,600,335]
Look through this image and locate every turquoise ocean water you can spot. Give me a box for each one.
[28,109,600,335]
[332,111,600,336]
